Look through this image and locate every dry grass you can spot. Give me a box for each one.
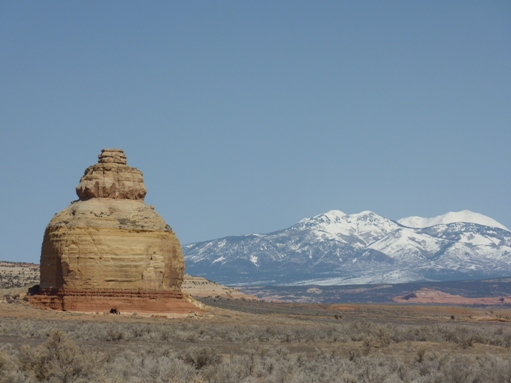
[1,293,511,382]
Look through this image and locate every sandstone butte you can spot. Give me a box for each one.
[29,149,200,315]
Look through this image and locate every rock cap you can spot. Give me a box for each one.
[98,148,127,164]
[75,148,147,200]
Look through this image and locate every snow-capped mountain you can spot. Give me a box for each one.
[294,210,400,247]
[183,210,511,286]
[398,210,508,231]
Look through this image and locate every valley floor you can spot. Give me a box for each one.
[2,287,511,382]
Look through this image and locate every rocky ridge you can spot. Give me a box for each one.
[182,274,258,300]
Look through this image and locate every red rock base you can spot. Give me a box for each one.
[28,288,200,314]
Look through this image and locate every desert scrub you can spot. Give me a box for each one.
[182,347,222,370]
[0,330,104,383]
[2,337,511,382]
[2,318,511,348]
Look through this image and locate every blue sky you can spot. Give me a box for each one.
[1,1,510,263]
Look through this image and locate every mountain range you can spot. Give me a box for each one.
[183,210,511,286]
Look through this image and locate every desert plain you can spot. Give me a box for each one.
[2,263,511,382]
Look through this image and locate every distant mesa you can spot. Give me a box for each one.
[392,288,511,306]
[29,148,198,314]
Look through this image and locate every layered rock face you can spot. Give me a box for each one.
[75,149,147,200]
[30,149,197,314]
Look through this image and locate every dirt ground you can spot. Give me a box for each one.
[3,285,510,324]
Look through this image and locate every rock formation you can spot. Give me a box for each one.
[29,149,198,314]
[182,274,259,300]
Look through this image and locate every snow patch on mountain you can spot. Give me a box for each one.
[294,210,399,247]
[398,210,508,231]
[291,269,426,286]
[367,228,448,261]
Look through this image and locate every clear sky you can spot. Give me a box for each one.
[1,1,510,263]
